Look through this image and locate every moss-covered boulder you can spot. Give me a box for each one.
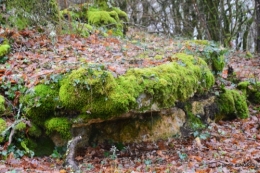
[60,53,214,121]
[21,52,215,146]
[237,81,260,104]
[60,2,128,36]
[216,89,249,120]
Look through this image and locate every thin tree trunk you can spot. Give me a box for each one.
[256,0,260,53]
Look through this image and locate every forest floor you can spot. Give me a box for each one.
[1,27,260,173]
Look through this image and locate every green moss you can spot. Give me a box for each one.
[0,44,10,57]
[21,84,60,125]
[216,89,249,120]
[154,55,163,60]
[60,9,81,20]
[0,118,7,142]
[246,51,253,59]
[185,40,226,73]
[211,52,225,72]
[237,81,250,89]
[186,40,209,46]
[28,124,42,137]
[88,9,118,25]
[87,7,127,36]
[0,95,5,113]
[15,122,26,131]
[61,53,214,121]
[44,117,71,139]
[237,81,260,104]
[112,7,128,21]
[59,66,117,111]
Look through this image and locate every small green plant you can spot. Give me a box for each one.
[109,145,118,160]
[0,142,34,159]
[51,146,66,159]
[177,151,188,161]
[193,131,210,140]
[0,77,26,100]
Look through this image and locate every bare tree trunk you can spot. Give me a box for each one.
[256,0,260,53]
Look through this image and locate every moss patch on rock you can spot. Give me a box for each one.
[0,44,10,58]
[15,122,26,131]
[21,84,60,125]
[237,81,260,104]
[60,2,128,37]
[0,95,5,113]
[28,124,42,137]
[216,89,249,120]
[44,117,71,139]
[185,40,226,74]
[0,118,7,142]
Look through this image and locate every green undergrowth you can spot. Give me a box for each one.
[216,89,249,121]
[3,0,59,29]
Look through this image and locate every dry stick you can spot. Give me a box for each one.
[65,135,82,171]
[1,118,28,146]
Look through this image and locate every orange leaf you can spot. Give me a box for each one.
[60,169,67,173]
